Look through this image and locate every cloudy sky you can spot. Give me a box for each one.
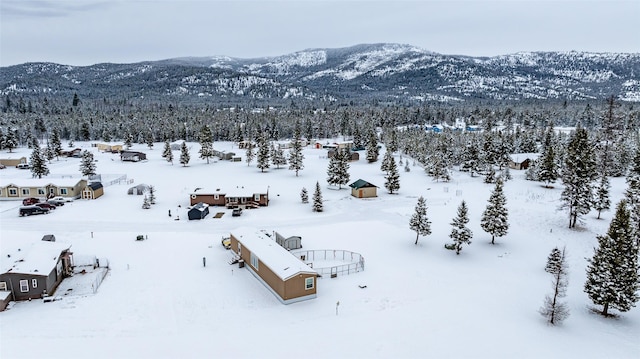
[1,0,638,66]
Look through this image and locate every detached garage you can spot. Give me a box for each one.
[188,202,209,220]
[349,179,378,198]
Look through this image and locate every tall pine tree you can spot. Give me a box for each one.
[584,200,639,316]
[480,179,509,244]
[560,125,596,228]
[198,125,214,164]
[79,150,96,176]
[384,156,400,194]
[409,196,431,245]
[256,134,271,172]
[445,200,472,255]
[312,181,323,212]
[29,146,49,179]
[288,120,305,176]
[540,246,570,325]
[179,141,190,167]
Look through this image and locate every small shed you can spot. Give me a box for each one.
[275,232,302,250]
[349,179,378,198]
[188,202,210,220]
[82,182,104,200]
[128,184,149,195]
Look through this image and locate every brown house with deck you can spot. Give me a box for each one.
[190,186,269,208]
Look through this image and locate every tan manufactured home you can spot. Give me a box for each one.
[230,228,319,304]
[0,178,87,200]
[0,156,27,167]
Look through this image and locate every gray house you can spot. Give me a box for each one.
[275,232,302,250]
[120,151,147,162]
[0,241,73,306]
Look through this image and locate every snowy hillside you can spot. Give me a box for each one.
[2,43,638,104]
[0,140,638,359]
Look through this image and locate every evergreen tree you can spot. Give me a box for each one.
[593,172,611,219]
[271,144,287,169]
[4,127,18,152]
[327,151,350,189]
[288,120,305,176]
[179,141,190,167]
[300,187,309,204]
[198,125,214,164]
[79,150,96,176]
[365,128,379,162]
[245,144,254,167]
[381,151,393,174]
[538,138,559,188]
[625,147,640,247]
[560,126,596,228]
[384,156,400,194]
[584,200,639,316]
[124,131,133,149]
[44,141,55,162]
[50,128,62,159]
[480,179,509,244]
[312,181,323,212]
[409,196,431,245]
[145,131,154,149]
[148,185,156,205]
[545,247,564,274]
[256,135,271,172]
[540,246,570,325]
[142,195,151,209]
[162,140,174,165]
[484,166,496,184]
[29,146,49,179]
[445,200,473,255]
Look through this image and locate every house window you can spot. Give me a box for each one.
[254,194,260,201]
[20,280,29,292]
[214,194,219,200]
[305,277,314,290]
[0,282,7,291]
[38,188,45,195]
[21,188,30,195]
[32,279,38,288]
[250,253,259,270]
[9,188,17,196]
[59,188,68,195]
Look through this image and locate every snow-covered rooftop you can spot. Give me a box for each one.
[232,228,317,281]
[0,177,84,188]
[1,241,71,275]
[509,153,541,162]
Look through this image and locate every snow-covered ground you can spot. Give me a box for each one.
[0,140,638,359]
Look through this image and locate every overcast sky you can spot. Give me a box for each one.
[1,0,638,66]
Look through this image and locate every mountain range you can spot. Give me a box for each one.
[1,43,639,105]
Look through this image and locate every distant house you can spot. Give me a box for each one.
[0,178,86,200]
[188,202,210,220]
[82,182,104,200]
[120,151,147,162]
[190,186,269,208]
[0,156,27,167]
[230,228,319,304]
[509,153,540,170]
[212,150,236,161]
[94,143,123,153]
[60,148,82,157]
[0,240,73,307]
[349,179,378,198]
[128,184,149,195]
[238,140,254,149]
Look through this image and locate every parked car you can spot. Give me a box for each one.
[49,196,74,203]
[0,164,6,169]
[22,197,40,206]
[221,237,231,249]
[232,208,243,217]
[19,206,50,216]
[16,163,30,169]
[34,202,57,210]
[46,198,65,206]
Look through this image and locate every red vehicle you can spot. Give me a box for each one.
[34,202,57,210]
[22,197,40,206]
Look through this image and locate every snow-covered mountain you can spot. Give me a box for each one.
[1,43,639,103]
